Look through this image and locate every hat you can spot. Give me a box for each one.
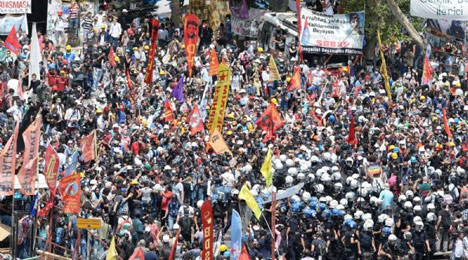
[66,45,72,51]
[257,47,264,52]
[57,11,63,16]
[159,70,166,75]
[122,9,128,13]
[131,179,139,185]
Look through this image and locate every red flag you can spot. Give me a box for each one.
[18,116,42,195]
[109,48,116,67]
[44,144,60,196]
[129,247,145,260]
[239,245,250,260]
[209,49,219,76]
[59,173,81,214]
[169,229,180,260]
[287,66,301,91]
[201,201,214,260]
[126,70,133,91]
[443,108,453,139]
[79,130,97,163]
[5,26,21,55]
[422,57,433,85]
[38,197,54,217]
[256,103,284,142]
[296,0,302,61]
[145,18,160,84]
[0,122,19,196]
[187,104,204,135]
[347,116,358,148]
[164,99,174,122]
[184,14,201,78]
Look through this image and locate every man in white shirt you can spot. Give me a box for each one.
[108,16,122,49]
[53,12,68,46]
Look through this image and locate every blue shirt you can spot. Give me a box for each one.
[379,189,394,210]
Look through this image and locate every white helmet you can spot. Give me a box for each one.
[244,164,253,172]
[322,152,331,161]
[405,190,414,199]
[413,196,421,204]
[302,192,311,202]
[273,159,281,165]
[345,192,355,201]
[350,179,359,190]
[388,234,397,242]
[427,203,435,211]
[398,195,407,203]
[315,184,324,193]
[363,220,374,232]
[329,200,338,209]
[163,235,170,243]
[331,166,339,172]
[385,218,394,227]
[336,204,345,211]
[307,173,316,182]
[346,176,354,185]
[331,172,341,181]
[300,164,309,173]
[279,154,287,162]
[197,200,204,209]
[435,169,442,177]
[310,156,320,163]
[413,205,422,213]
[288,167,298,176]
[297,173,306,180]
[339,198,348,207]
[286,159,294,167]
[275,162,283,170]
[325,196,332,204]
[321,173,331,183]
[415,221,424,231]
[362,213,372,222]
[354,210,364,220]
[413,216,422,224]
[173,223,180,230]
[344,214,353,221]
[334,182,343,191]
[378,214,389,223]
[316,169,325,178]
[427,212,437,222]
[285,176,294,184]
[403,201,413,210]
[291,195,301,203]
[370,196,377,205]
[359,187,368,197]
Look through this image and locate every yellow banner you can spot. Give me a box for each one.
[377,30,392,100]
[268,56,281,81]
[207,62,231,133]
[239,184,262,219]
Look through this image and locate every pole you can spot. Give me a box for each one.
[74,228,81,259]
[270,192,277,260]
[11,195,15,260]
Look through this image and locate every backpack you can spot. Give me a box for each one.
[179,216,192,235]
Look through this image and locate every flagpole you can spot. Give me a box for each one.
[270,192,276,260]
[11,194,14,259]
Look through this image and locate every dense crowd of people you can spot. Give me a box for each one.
[1,0,468,260]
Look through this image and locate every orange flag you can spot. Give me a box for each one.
[209,49,219,76]
[287,66,301,91]
[184,14,201,78]
[18,116,42,195]
[79,130,97,163]
[443,108,453,139]
[238,245,250,260]
[59,173,81,214]
[187,104,204,135]
[208,129,232,155]
[44,144,60,196]
[164,99,174,122]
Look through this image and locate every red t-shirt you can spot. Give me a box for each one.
[161,191,173,211]
[55,76,67,92]
[47,72,57,87]
[131,142,140,155]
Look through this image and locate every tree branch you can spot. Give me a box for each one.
[385,0,425,50]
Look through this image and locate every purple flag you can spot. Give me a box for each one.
[171,75,185,102]
[230,0,249,19]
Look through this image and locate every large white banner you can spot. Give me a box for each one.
[410,0,468,20]
[0,14,28,35]
[300,9,365,55]
[232,8,267,38]
[0,0,31,14]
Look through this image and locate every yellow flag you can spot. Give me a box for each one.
[269,56,281,81]
[260,148,273,187]
[106,236,118,260]
[238,184,262,219]
[377,30,392,100]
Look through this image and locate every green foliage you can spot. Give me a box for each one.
[344,0,423,43]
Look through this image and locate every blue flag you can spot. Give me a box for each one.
[230,209,242,260]
[64,151,79,176]
[171,76,185,102]
[30,192,38,217]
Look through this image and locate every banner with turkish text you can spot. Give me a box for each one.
[201,201,214,260]
[59,173,81,214]
[184,14,200,78]
[208,129,232,155]
[0,0,31,14]
[18,116,41,195]
[145,18,159,84]
[44,144,60,196]
[207,62,231,133]
[0,121,18,195]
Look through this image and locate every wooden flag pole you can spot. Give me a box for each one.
[271,192,277,260]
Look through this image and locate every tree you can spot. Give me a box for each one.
[385,0,425,49]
